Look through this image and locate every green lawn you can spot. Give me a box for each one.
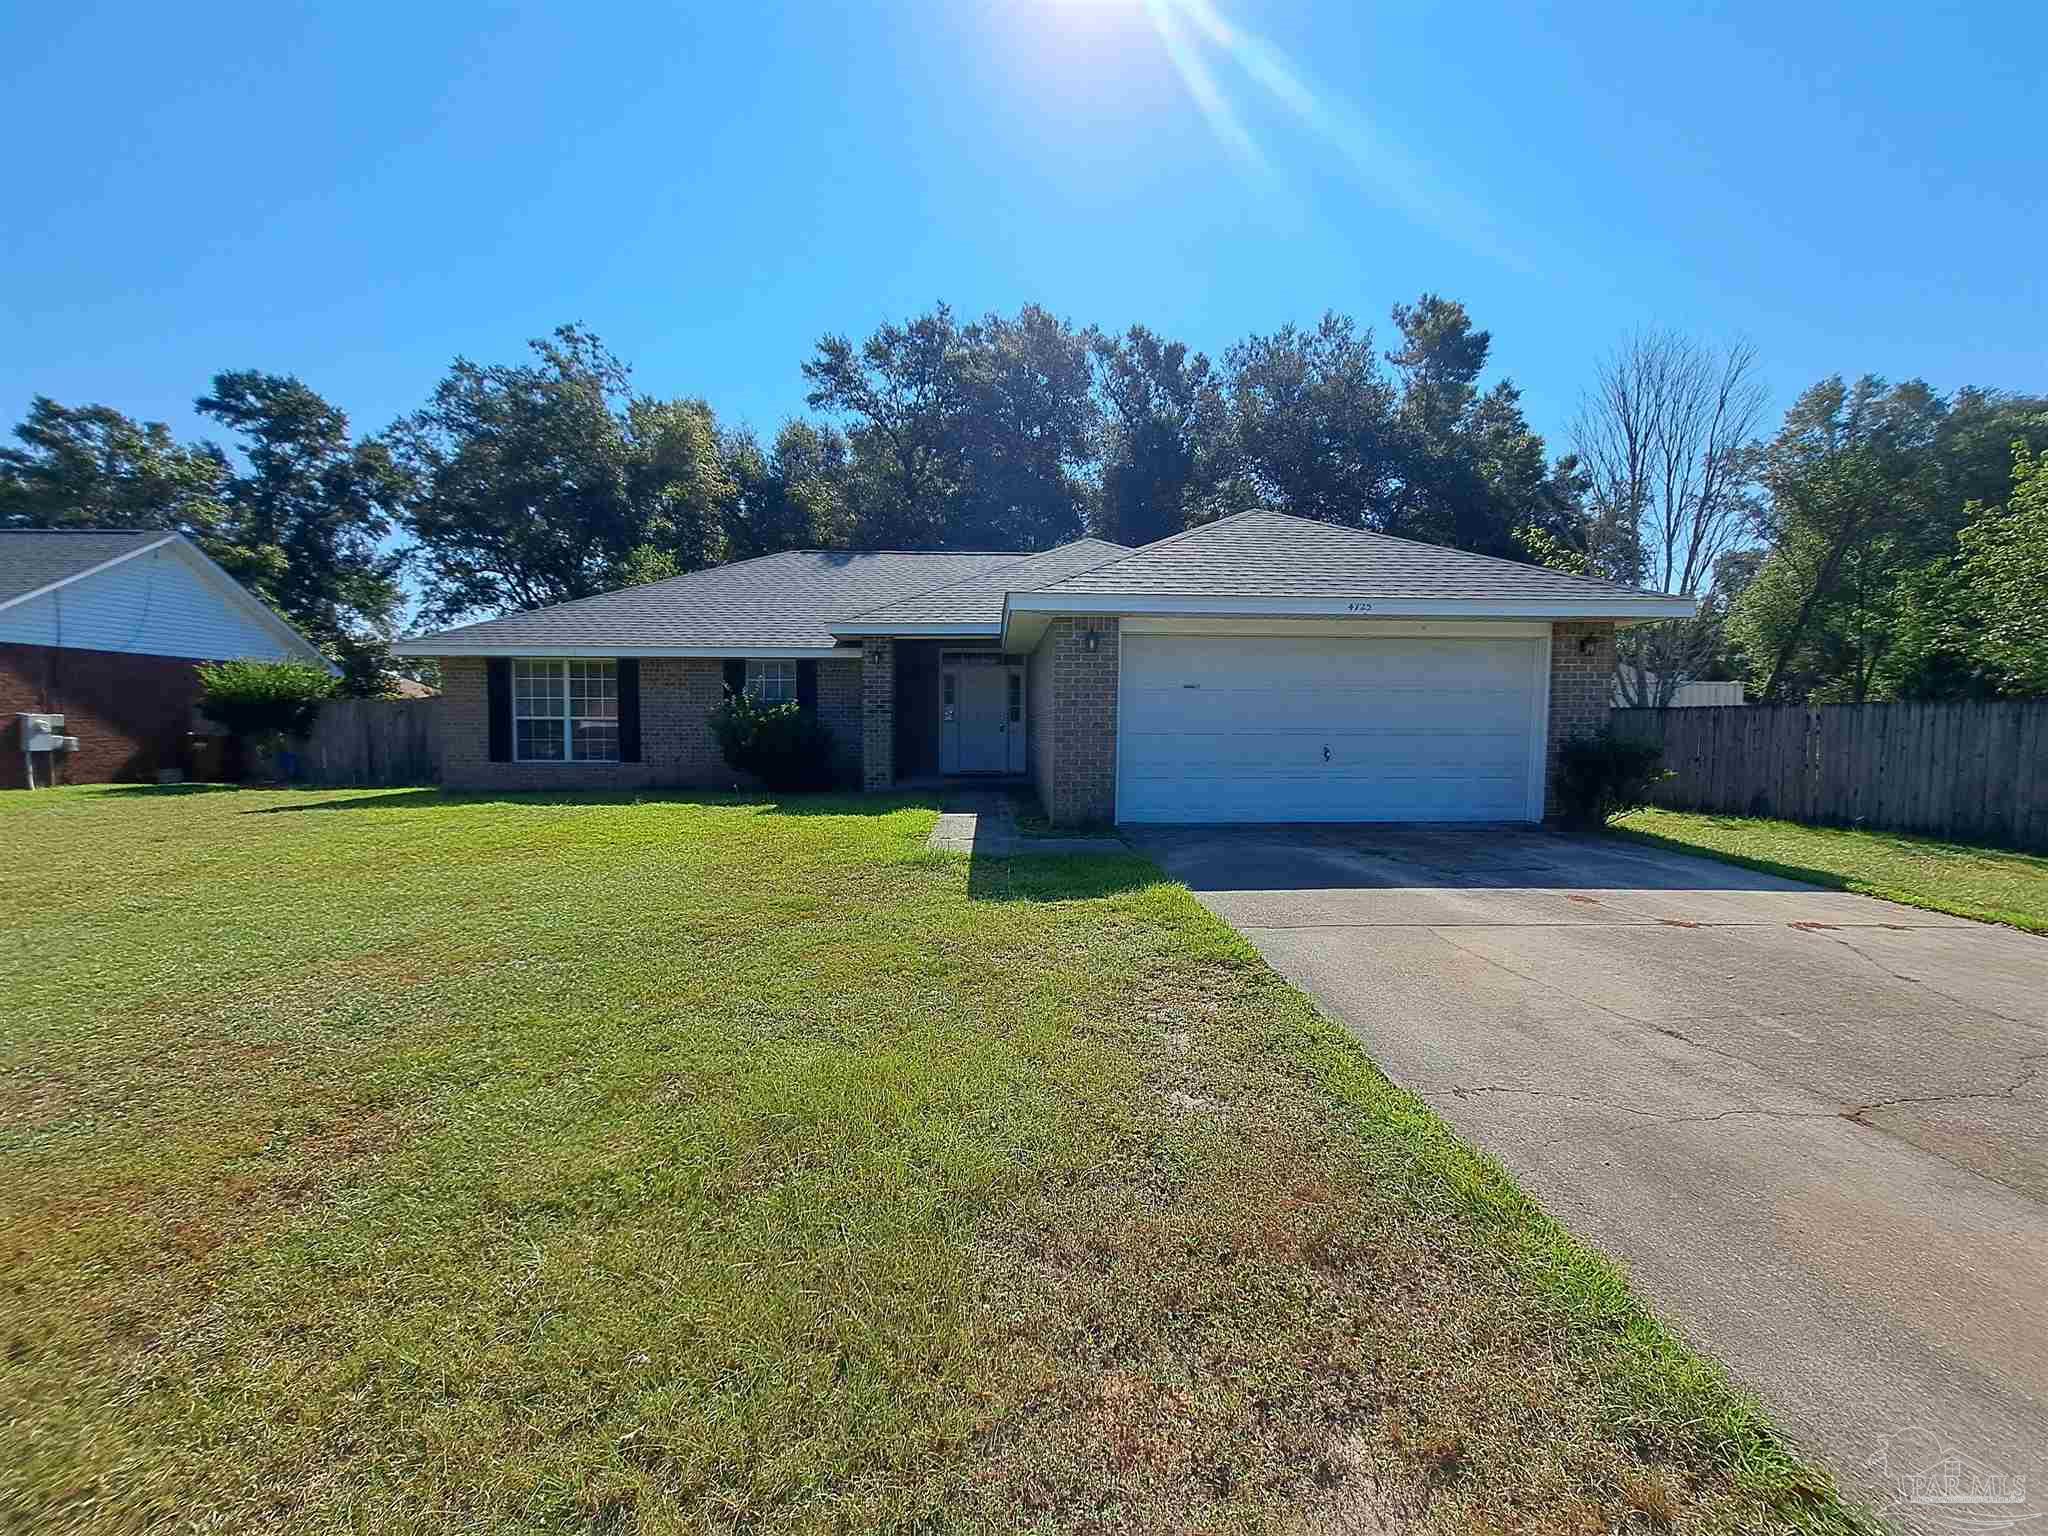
[1615,809,2048,934]
[0,787,1865,1534]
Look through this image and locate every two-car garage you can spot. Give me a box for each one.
[1115,623,1551,824]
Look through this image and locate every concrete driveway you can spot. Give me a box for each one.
[1130,823,2046,1533]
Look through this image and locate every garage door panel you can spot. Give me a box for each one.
[1124,688,1532,733]
[1139,780,1529,823]
[1118,632,1544,824]
[1125,730,1530,770]
[1163,655,1515,692]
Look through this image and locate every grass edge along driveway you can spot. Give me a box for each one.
[0,787,1871,1534]
[1615,808,2048,935]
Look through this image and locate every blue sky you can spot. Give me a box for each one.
[3,0,2041,462]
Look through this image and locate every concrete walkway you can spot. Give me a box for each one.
[924,790,1125,857]
[1130,822,2048,1534]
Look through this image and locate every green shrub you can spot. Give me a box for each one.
[1554,727,1670,828]
[706,693,837,792]
[196,659,337,751]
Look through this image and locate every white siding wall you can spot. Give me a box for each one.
[0,546,300,660]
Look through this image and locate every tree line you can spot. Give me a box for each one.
[2,300,2042,702]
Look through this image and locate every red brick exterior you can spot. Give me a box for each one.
[1545,620,1617,817]
[435,655,864,792]
[816,657,864,786]
[861,639,894,790]
[1033,618,1120,826]
[1,643,208,789]
[425,620,1614,819]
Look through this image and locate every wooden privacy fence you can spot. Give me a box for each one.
[1612,700,2048,850]
[296,696,443,787]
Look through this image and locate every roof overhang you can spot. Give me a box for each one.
[391,641,864,660]
[1000,591,1698,650]
[826,622,1001,639]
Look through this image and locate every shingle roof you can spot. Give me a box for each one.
[838,538,1129,628]
[399,512,1684,657]
[1033,510,1668,601]
[0,529,170,608]
[406,549,1034,652]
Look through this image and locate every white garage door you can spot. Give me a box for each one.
[1118,631,1546,824]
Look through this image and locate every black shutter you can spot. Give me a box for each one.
[723,658,746,698]
[616,658,641,762]
[486,658,511,762]
[796,658,818,715]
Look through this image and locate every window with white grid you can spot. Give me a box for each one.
[513,660,619,762]
[745,658,797,705]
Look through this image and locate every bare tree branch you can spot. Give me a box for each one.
[1572,331,1765,707]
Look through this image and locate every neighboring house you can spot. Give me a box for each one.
[0,530,332,788]
[395,510,1693,825]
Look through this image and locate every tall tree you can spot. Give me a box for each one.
[1223,299,1580,559]
[1570,331,1765,706]
[1385,294,1498,550]
[1223,312,1403,529]
[1956,441,2048,696]
[619,395,734,584]
[949,305,1099,549]
[720,420,853,560]
[1730,377,1945,703]
[802,306,970,549]
[0,397,229,536]
[395,326,732,623]
[1731,382,2048,703]
[195,372,411,672]
[802,304,1097,550]
[1877,434,2048,700]
[1089,326,1229,545]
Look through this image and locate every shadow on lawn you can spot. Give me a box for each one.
[242,787,935,816]
[964,849,1163,903]
[96,782,244,797]
[1605,825,1873,897]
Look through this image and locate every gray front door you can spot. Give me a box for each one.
[942,659,1011,774]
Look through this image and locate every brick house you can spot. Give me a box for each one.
[1,530,333,789]
[398,511,1690,825]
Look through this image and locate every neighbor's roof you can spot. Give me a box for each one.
[833,538,1130,631]
[1027,510,1678,604]
[0,529,174,608]
[397,549,1038,655]
[0,527,334,667]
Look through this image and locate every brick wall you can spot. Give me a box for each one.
[1,643,207,789]
[815,657,863,787]
[1545,620,1616,816]
[1035,618,1120,826]
[437,655,867,792]
[861,639,894,790]
[1026,643,1054,809]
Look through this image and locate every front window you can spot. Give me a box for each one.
[513,659,618,762]
[746,658,796,704]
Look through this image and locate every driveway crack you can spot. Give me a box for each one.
[1813,931,2040,1029]
[1451,1084,1667,1119]
[1424,928,1795,1082]
[1845,1065,2045,1124]
[1452,1084,1843,1128]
